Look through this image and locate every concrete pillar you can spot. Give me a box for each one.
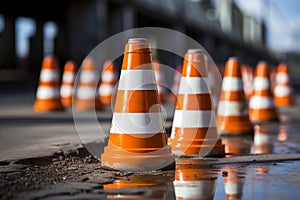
[122,5,135,30]
[0,16,15,69]
[29,20,43,72]
[202,35,215,56]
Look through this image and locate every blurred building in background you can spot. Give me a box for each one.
[0,0,299,83]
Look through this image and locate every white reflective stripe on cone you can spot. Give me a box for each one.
[253,77,270,90]
[110,112,164,134]
[276,73,289,83]
[60,85,73,97]
[274,86,291,97]
[40,69,59,82]
[77,86,96,99]
[118,70,156,90]
[217,101,248,116]
[101,71,117,82]
[222,77,243,91]
[174,180,216,198]
[178,77,209,94]
[37,86,60,99]
[99,84,114,96]
[80,71,97,83]
[62,72,75,83]
[249,96,274,109]
[172,110,216,128]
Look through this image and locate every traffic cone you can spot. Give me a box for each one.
[273,62,294,106]
[60,61,77,107]
[100,38,175,171]
[217,57,253,135]
[222,136,252,157]
[249,61,278,123]
[174,165,218,200]
[253,126,274,154]
[104,174,173,199]
[223,166,245,199]
[153,61,167,103]
[98,60,119,105]
[168,49,225,157]
[75,57,103,111]
[241,64,254,100]
[33,56,64,112]
[169,65,182,104]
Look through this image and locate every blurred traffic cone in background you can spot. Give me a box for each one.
[153,61,167,102]
[98,60,119,105]
[168,49,225,157]
[253,126,274,154]
[217,58,253,135]
[60,61,77,107]
[75,57,103,111]
[273,62,294,106]
[270,67,277,92]
[33,56,64,112]
[249,61,278,123]
[223,166,245,199]
[241,64,254,100]
[169,65,182,104]
[174,165,218,200]
[101,38,175,171]
[104,175,173,199]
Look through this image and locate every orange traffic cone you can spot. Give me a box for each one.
[249,61,278,123]
[104,174,173,199]
[169,65,182,104]
[241,64,254,100]
[217,58,253,135]
[60,61,77,107]
[100,38,175,171]
[273,62,294,106]
[174,165,218,200]
[223,166,245,199]
[222,136,252,157]
[75,57,103,111]
[153,61,167,103]
[168,49,225,157]
[253,126,275,154]
[98,60,119,105]
[33,56,64,112]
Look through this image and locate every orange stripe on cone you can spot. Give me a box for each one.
[153,61,167,102]
[249,61,278,123]
[33,56,64,112]
[174,165,218,200]
[75,57,103,111]
[60,61,77,107]
[169,65,182,104]
[101,38,175,171]
[168,49,225,157]
[217,57,253,135]
[98,60,119,105]
[273,62,294,107]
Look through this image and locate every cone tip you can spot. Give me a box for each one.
[128,38,148,44]
[187,49,203,54]
[228,57,239,62]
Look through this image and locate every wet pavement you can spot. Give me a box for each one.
[1,84,300,199]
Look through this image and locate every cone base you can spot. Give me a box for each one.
[61,97,72,107]
[249,109,278,123]
[101,144,175,172]
[274,97,294,107]
[33,99,64,112]
[75,99,103,111]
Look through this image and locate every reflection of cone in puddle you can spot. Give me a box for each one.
[222,136,252,157]
[249,61,278,123]
[174,165,218,200]
[100,38,175,171]
[217,58,253,135]
[98,60,119,105]
[168,49,225,157]
[75,57,103,111]
[153,61,167,102]
[241,64,253,100]
[223,166,245,199]
[278,125,288,142]
[253,126,274,154]
[169,65,182,104]
[104,174,173,199]
[33,56,64,112]
[273,62,294,107]
[60,61,77,107]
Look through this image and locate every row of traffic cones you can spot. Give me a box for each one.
[33,56,118,112]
